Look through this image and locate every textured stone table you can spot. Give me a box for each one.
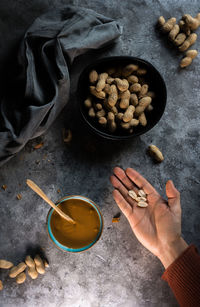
[0,1,199,306]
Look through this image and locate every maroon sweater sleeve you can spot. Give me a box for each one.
[162,245,200,307]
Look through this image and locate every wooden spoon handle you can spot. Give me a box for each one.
[26,179,75,224]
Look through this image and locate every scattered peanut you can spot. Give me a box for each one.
[180,49,198,68]
[179,20,191,36]
[162,17,176,33]
[44,260,49,268]
[28,267,38,279]
[0,259,14,269]
[157,16,165,27]
[149,145,164,162]
[157,13,199,68]
[34,255,45,275]
[179,33,197,52]
[182,14,200,31]
[168,24,180,41]
[9,262,27,278]
[174,33,187,46]
[25,256,35,268]
[16,272,26,284]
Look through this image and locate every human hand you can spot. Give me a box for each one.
[110,167,188,268]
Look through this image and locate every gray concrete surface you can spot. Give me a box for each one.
[0,0,200,306]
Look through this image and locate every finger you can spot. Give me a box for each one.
[126,168,157,195]
[113,167,138,192]
[166,180,181,213]
[112,189,133,219]
[110,175,137,207]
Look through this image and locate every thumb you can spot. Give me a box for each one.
[166,180,181,213]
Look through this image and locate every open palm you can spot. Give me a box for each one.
[110,167,185,264]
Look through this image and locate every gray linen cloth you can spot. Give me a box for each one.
[0,6,122,166]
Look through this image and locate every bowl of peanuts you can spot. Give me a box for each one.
[78,56,167,140]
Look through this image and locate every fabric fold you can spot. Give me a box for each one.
[0,5,122,166]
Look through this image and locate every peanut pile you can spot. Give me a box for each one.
[0,255,49,290]
[157,13,200,68]
[84,64,155,135]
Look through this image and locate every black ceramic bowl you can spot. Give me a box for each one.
[78,56,167,140]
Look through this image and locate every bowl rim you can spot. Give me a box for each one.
[78,56,167,140]
[46,195,104,253]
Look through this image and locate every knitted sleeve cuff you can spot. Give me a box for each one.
[162,244,200,307]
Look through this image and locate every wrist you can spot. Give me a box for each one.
[157,237,188,269]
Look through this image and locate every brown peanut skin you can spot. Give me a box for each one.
[96,73,108,92]
[0,259,13,269]
[129,83,141,93]
[34,255,45,275]
[168,24,180,41]
[139,113,147,126]
[107,112,117,132]
[84,98,92,108]
[108,85,118,107]
[16,272,26,284]
[25,256,35,268]
[88,107,95,118]
[179,33,197,52]
[182,14,200,30]
[9,262,27,278]
[157,16,165,27]
[162,17,176,33]
[130,93,138,106]
[28,267,38,279]
[90,86,106,99]
[174,33,186,46]
[122,106,135,122]
[122,64,138,77]
[180,57,192,68]
[119,90,130,109]
[149,145,164,162]
[115,78,129,92]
